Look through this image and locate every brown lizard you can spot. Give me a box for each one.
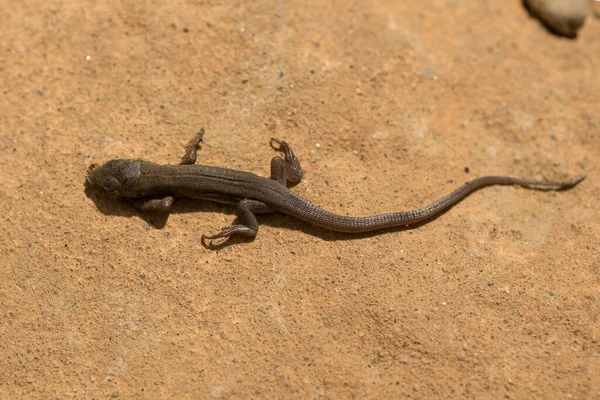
[87,129,585,242]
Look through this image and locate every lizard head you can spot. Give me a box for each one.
[87,159,142,198]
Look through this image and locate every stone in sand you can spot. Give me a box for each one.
[524,0,588,37]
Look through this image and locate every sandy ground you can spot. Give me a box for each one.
[1,1,599,398]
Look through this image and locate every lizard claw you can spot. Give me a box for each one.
[270,138,288,151]
[201,226,237,243]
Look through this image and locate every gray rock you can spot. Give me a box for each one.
[524,0,588,37]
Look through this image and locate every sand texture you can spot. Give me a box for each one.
[1,1,599,398]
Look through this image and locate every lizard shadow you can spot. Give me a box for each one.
[85,179,580,250]
[85,180,239,232]
[84,178,420,248]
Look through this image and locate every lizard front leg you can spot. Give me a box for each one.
[132,128,206,212]
[202,199,272,241]
[180,128,205,165]
[129,196,175,212]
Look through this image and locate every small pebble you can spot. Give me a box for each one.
[524,0,587,37]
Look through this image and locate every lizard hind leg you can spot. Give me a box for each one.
[202,199,272,241]
[269,138,303,186]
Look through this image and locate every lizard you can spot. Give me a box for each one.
[87,128,585,242]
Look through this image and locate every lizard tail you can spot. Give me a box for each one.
[283,175,586,233]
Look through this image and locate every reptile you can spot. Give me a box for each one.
[87,128,585,242]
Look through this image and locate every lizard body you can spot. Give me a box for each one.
[87,129,585,241]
